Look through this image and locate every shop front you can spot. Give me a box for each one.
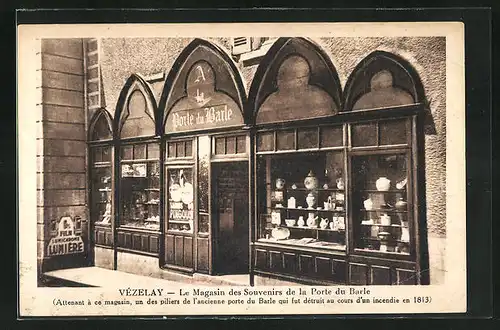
[89,39,252,278]
[159,40,251,275]
[87,37,431,285]
[248,38,429,285]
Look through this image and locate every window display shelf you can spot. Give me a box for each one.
[286,187,345,192]
[270,206,345,213]
[360,223,408,228]
[269,225,345,232]
[360,209,407,213]
[257,237,346,251]
[168,220,192,224]
[361,236,409,244]
[144,188,160,191]
[360,189,406,194]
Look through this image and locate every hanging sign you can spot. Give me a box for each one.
[47,216,85,256]
[165,61,244,133]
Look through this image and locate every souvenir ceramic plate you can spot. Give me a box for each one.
[271,227,290,240]
[169,183,182,202]
[181,182,194,204]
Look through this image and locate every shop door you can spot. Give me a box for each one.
[212,162,249,274]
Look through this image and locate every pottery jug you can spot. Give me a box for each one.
[297,216,305,227]
[307,213,318,228]
[304,170,319,190]
[395,198,408,211]
[336,177,345,190]
[306,192,316,208]
[363,198,373,210]
[329,221,335,230]
[287,197,296,209]
[376,177,391,191]
[276,178,285,190]
[320,218,329,229]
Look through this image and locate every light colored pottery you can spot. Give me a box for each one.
[307,213,318,228]
[376,177,391,191]
[306,192,316,208]
[304,171,319,190]
[276,178,285,190]
[336,177,345,190]
[320,218,329,229]
[395,198,408,211]
[363,198,373,210]
[297,216,305,227]
[272,227,290,240]
[287,197,296,208]
[380,213,391,226]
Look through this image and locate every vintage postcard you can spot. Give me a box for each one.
[18,21,465,317]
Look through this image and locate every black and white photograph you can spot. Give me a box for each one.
[18,21,467,316]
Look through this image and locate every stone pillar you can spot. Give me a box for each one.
[36,39,89,279]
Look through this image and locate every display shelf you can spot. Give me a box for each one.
[144,188,160,191]
[270,206,345,213]
[360,223,407,228]
[257,238,346,251]
[276,225,345,232]
[285,187,345,192]
[360,209,407,213]
[360,189,406,193]
[354,248,410,256]
[361,236,409,244]
[168,220,192,224]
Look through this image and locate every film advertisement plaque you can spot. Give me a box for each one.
[18,21,466,317]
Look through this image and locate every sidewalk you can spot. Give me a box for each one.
[41,266,296,287]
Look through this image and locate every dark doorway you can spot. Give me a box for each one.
[212,162,249,275]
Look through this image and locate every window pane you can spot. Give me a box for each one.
[320,126,343,148]
[133,143,146,159]
[257,132,274,152]
[93,147,102,163]
[276,130,295,151]
[185,140,193,157]
[121,145,133,160]
[102,146,111,162]
[167,167,194,232]
[236,136,246,154]
[297,128,318,149]
[119,161,160,231]
[351,123,377,147]
[91,166,112,224]
[147,143,160,159]
[167,142,176,158]
[379,119,408,145]
[198,213,209,234]
[176,141,185,158]
[226,136,236,154]
[198,136,210,212]
[215,137,225,155]
[351,154,409,255]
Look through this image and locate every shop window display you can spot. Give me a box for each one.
[257,151,346,251]
[119,143,160,230]
[166,167,194,233]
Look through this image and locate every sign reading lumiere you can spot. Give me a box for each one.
[165,61,244,133]
[47,216,85,256]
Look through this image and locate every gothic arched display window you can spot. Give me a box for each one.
[114,74,161,256]
[88,109,114,247]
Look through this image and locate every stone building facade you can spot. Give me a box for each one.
[36,36,446,284]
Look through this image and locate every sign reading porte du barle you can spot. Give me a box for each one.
[47,216,84,256]
[166,61,244,132]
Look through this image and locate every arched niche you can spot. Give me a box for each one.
[343,51,426,111]
[88,108,113,141]
[114,74,158,139]
[248,37,342,125]
[159,38,247,134]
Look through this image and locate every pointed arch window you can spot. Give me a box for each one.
[88,109,114,247]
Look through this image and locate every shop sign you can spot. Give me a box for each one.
[47,216,84,256]
[166,61,244,133]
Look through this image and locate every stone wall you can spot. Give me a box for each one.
[37,39,89,277]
